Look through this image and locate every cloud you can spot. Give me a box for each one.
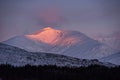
[35,6,67,28]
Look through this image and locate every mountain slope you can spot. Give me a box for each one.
[100,52,120,65]
[3,27,117,59]
[0,43,115,67]
[94,32,120,51]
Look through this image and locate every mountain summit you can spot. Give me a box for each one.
[3,27,117,59]
[26,27,85,45]
[26,27,63,45]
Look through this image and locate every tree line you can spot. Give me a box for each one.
[0,64,120,80]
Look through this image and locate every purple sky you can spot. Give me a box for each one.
[0,0,120,41]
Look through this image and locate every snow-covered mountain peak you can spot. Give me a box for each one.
[25,27,84,45]
[42,27,57,31]
[3,27,117,59]
[26,27,62,45]
[34,27,62,35]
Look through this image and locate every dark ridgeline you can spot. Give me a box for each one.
[0,64,120,80]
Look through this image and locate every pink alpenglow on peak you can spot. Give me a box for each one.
[26,27,81,45]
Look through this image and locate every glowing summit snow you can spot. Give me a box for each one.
[26,27,62,45]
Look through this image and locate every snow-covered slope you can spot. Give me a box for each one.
[100,52,120,65]
[3,27,117,59]
[0,43,115,67]
[94,32,120,51]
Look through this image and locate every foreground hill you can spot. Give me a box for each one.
[0,43,115,67]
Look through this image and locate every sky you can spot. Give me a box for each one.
[0,0,120,41]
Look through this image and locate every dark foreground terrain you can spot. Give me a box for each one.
[0,64,120,80]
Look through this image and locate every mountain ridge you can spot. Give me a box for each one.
[3,27,117,59]
[100,52,120,65]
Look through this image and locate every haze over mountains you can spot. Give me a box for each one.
[3,27,118,61]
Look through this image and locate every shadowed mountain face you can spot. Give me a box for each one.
[0,43,115,67]
[3,27,117,59]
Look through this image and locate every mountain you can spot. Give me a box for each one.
[100,52,120,65]
[0,43,115,67]
[3,27,117,59]
[94,32,120,51]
